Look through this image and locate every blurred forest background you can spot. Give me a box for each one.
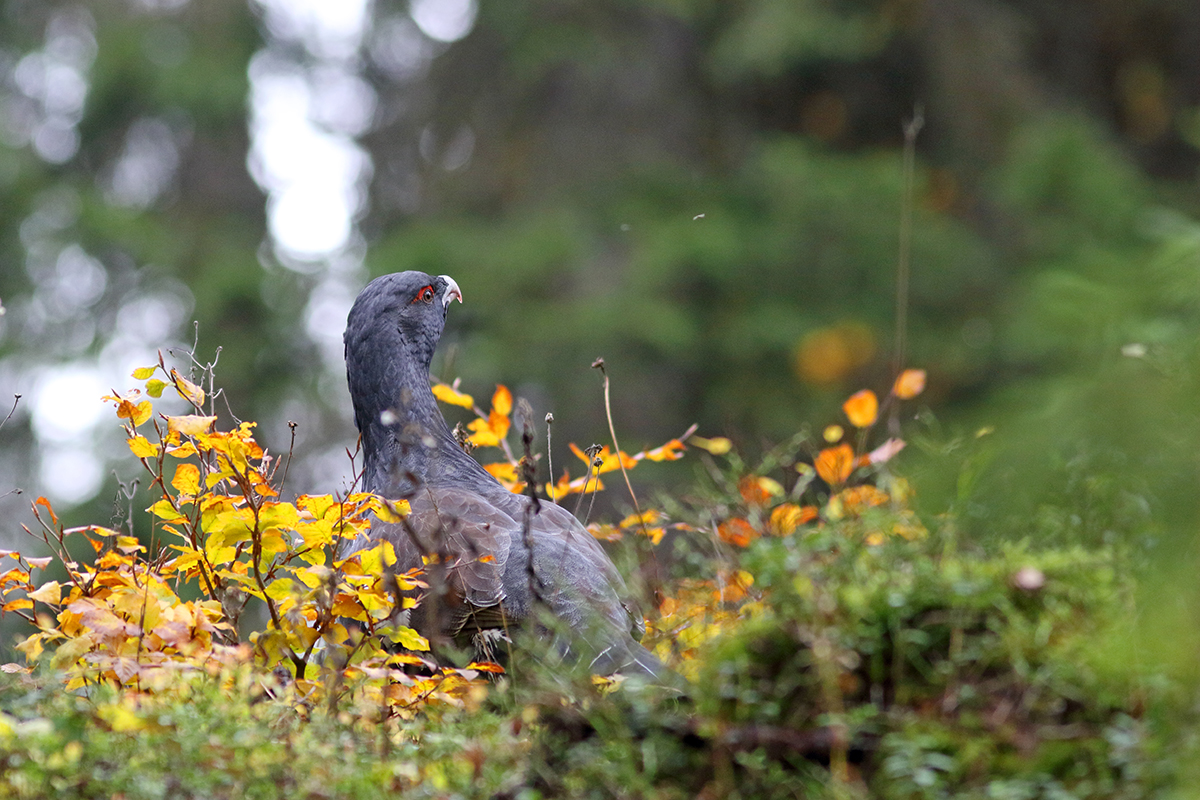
[1,0,1200,654]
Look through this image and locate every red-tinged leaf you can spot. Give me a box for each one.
[843,389,879,428]
[167,415,216,437]
[466,661,505,673]
[893,368,926,399]
[491,385,512,417]
[432,383,474,408]
[170,369,205,407]
[867,437,906,465]
[815,443,855,486]
[127,436,159,459]
[131,366,157,380]
[26,556,53,570]
[35,497,58,525]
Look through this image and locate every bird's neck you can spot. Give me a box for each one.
[353,334,455,493]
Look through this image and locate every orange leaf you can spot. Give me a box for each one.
[842,390,878,428]
[34,497,58,525]
[641,439,686,462]
[892,369,926,400]
[815,444,855,486]
[717,518,759,548]
[739,476,783,506]
[769,503,819,535]
[466,661,506,674]
[833,485,890,513]
[491,385,512,417]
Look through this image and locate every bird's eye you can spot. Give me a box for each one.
[412,285,436,304]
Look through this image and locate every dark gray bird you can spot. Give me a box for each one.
[343,270,667,679]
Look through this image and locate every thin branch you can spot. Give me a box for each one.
[0,394,20,430]
[890,105,923,436]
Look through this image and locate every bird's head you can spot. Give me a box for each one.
[344,271,463,369]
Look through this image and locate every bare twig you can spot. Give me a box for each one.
[0,394,20,430]
[890,105,923,436]
[545,412,555,502]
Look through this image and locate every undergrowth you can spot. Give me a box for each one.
[0,355,1189,799]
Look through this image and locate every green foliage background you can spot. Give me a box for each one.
[1,0,1200,793]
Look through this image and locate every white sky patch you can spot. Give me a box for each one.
[39,445,105,507]
[31,365,107,444]
[409,0,478,43]
[247,3,375,265]
[256,0,371,61]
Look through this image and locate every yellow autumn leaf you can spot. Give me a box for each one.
[388,626,430,652]
[148,499,186,524]
[170,369,205,407]
[26,581,61,605]
[171,463,201,495]
[432,383,474,408]
[127,436,159,459]
[688,436,732,455]
[131,366,157,380]
[842,389,878,428]
[893,368,927,399]
[167,415,217,437]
